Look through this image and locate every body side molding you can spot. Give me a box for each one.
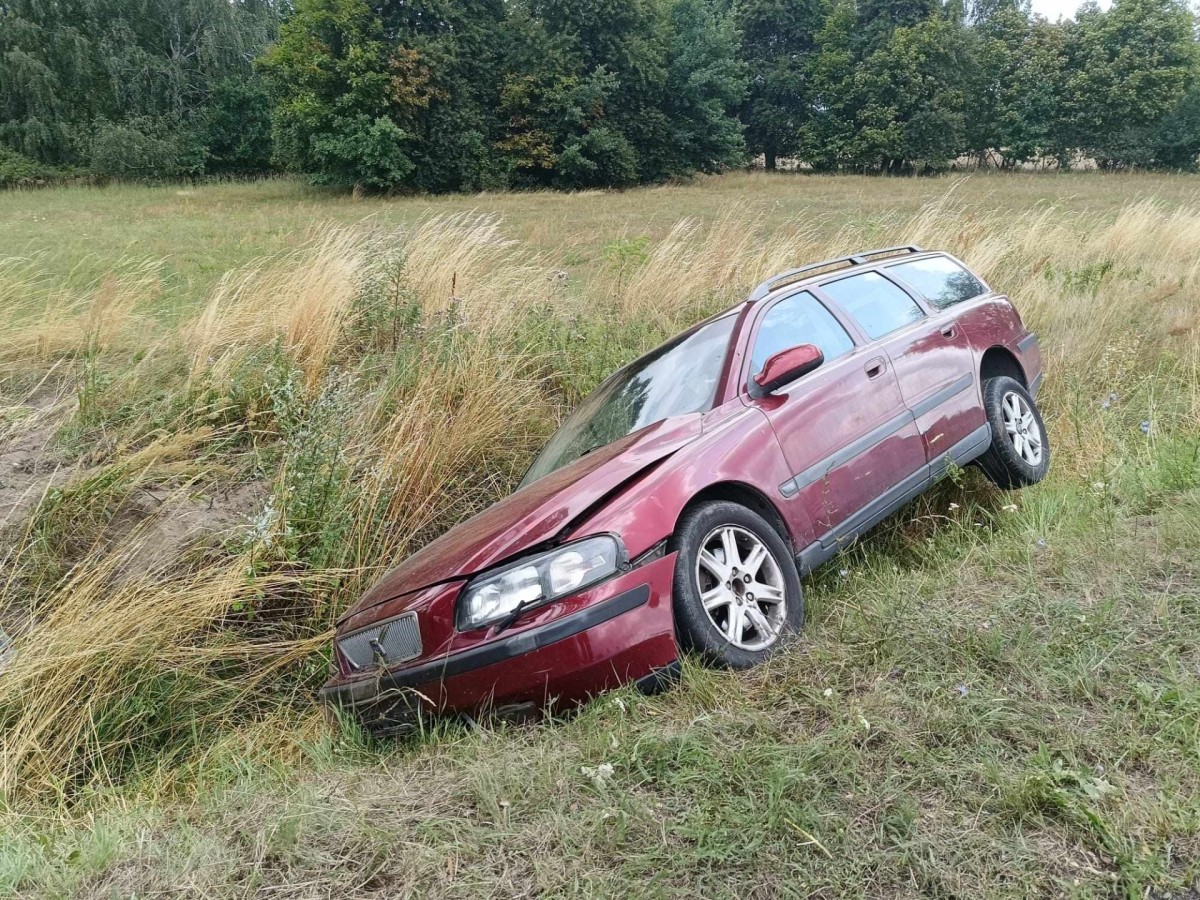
[795,423,992,574]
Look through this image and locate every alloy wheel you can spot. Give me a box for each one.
[695,525,787,651]
[1002,390,1043,467]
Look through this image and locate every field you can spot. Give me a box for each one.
[0,172,1198,897]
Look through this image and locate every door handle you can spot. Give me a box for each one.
[864,357,887,380]
[941,325,957,339]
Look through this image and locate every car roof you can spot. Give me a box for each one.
[748,246,973,305]
[608,248,980,400]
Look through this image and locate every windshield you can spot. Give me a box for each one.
[521,314,736,487]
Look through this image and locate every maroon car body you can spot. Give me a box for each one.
[321,247,1046,734]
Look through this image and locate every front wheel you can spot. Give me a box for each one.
[670,501,803,670]
[976,375,1051,490]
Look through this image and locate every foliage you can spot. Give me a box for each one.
[205,79,276,175]
[5,0,1200,184]
[0,0,278,179]
[501,0,746,188]
[88,118,206,179]
[261,0,506,192]
[733,0,829,169]
[0,146,65,186]
[656,0,750,176]
[1059,0,1198,168]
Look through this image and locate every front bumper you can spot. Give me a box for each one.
[320,552,680,733]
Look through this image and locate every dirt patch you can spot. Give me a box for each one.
[117,480,269,574]
[2,397,271,578]
[0,397,75,530]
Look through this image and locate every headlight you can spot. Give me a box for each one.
[458,535,625,631]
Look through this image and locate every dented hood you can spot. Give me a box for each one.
[341,414,702,622]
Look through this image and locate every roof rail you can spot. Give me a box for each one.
[748,245,924,302]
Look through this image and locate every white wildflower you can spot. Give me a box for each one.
[581,763,615,789]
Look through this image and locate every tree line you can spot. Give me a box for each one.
[2,0,1198,191]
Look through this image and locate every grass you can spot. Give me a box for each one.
[6,170,1200,313]
[0,173,1198,897]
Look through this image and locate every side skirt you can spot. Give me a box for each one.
[796,423,991,575]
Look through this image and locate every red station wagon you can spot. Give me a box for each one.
[322,246,1050,734]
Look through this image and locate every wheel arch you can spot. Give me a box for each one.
[671,481,794,554]
[980,345,1027,388]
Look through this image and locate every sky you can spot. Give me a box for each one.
[1028,0,1111,21]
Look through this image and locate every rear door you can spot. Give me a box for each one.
[819,266,984,470]
[882,256,991,466]
[743,289,925,546]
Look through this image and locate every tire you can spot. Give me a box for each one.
[670,500,803,670]
[975,375,1051,490]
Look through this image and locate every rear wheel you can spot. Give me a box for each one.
[670,501,803,670]
[976,376,1050,489]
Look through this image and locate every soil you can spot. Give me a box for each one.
[1,398,270,577]
[0,398,74,530]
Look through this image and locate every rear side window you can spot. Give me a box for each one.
[751,291,855,374]
[888,257,985,310]
[820,272,924,340]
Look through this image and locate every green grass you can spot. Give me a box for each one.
[1,172,1199,897]
[5,450,1198,897]
[5,171,1200,313]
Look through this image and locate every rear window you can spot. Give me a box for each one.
[820,272,924,340]
[888,257,985,310]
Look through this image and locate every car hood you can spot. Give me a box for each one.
[340,414,703,623]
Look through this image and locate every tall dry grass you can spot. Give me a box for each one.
[0,194,1197,804]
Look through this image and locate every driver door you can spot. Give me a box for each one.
[745,290,925,549]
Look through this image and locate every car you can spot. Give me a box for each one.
[320,245,1050,735]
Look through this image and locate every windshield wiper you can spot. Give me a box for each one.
[493,598,543,634]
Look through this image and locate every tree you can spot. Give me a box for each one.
[1147,76,1200,169]
[657,0,749,175]
[0,0,278,176]
[799,0,858,169]
[497,0,745,188]
[852,16,972,171]
[260,0,402,189]
[524,0,670,183]
[494,8,628,187]
[205,78,275,175]
[853,0,942,55]
[261,0,506,192]
[962,4,1027,166]
[733,0,828,169]
[1059,0,1197,167]
[803,3,972,172]
[1005,18,1071,165]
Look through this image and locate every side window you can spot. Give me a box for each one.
[820,272,924,340]
[888,257,985,310]
[750,291,855,375]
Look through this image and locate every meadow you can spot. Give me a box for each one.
[0,172,1198,897]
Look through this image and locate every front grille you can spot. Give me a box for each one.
[338,613,421,673]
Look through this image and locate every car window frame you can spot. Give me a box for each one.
[738,287,866,397]
[882,253,990,312]
[809,267,932,340]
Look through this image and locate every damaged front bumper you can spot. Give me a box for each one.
[319,551,680,735]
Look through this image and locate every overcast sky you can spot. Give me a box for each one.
[1028,0,1111,21]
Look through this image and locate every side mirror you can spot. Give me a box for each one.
[749,343,824,399]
